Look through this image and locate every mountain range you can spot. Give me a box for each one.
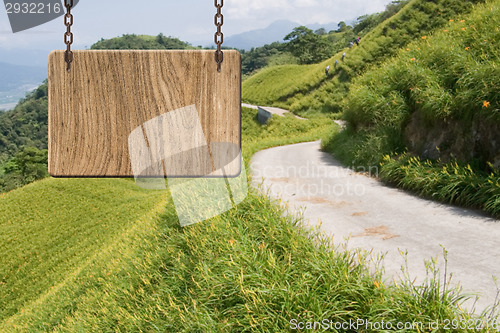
[224,20,339,50]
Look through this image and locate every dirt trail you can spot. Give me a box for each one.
[251,140,500,313]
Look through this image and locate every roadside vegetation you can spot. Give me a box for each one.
[91,33,195,50]
[324,0,500,217]
[243,0,499,218]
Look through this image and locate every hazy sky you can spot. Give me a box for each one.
[0,0,392,59]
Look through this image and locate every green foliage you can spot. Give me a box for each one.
[352,1,411,36]
[0,83,49,192]
[34,192,480,332]
[380,155,500,218]
[325,0,500,216]
[241,107,333,160]
[336,21,349,33]
[240,1,410,77]
[284,26,332,64]
[0,83,48,163]
[1,7,498,328]
[241,42,296,76]
[0,108,495,330]
[91,33,194,50]
[332,0,499,159]
[0,147,48,192]
[242,64,326,107]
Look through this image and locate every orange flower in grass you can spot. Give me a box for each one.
[462,27,467,31]
[421,36,427,40]
[228,239,235,245]
[483,101,490,108]
[465,47,470,51]
[410,58,416,61]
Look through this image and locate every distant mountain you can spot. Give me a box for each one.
[225,20,339,50]
[0,62,46,110]
[0,62,46,91]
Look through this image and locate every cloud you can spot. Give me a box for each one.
[0,0,393,57]
[225,0,391,32]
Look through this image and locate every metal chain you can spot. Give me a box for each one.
[214,0,223,72]
[64,0,74,72]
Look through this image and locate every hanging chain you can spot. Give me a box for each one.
[214,0,224,72]
[64,0,74,72]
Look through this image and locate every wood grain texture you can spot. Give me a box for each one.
[49,50,241,177]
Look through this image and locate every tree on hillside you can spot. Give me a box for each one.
[284,26,331,64]
[0,147,48,192]
[337,21,349,32]
[91,34,192,50]
[382,0,412,20]
[13,147,48,183]
[241,42,289,75]
[315,28,327,35]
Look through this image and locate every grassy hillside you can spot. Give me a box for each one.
[1,109,494,331]
[0,178,168,329]
[243,0,487,113]
[324,0,500,217]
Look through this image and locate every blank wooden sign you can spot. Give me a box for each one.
[48,50,241,178]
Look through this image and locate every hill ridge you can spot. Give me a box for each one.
[242,0,487,113]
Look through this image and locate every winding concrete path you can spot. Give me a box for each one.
[251,140,500,312]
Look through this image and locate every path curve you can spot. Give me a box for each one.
[251,141,500,312]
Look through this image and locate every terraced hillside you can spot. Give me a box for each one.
[242,0,487,113]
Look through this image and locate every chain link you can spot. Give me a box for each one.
[214,0,223,72]
[64,0,74,72]
[63,2,221,72]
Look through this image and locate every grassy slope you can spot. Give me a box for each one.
[0,109,332,330]
[1,109,490,331]
[324,0,500,217]
[0,178,168,330]
[242,0,485,113]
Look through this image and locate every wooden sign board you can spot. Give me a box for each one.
[48,50,241,178]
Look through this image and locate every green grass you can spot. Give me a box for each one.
[380,154,500,217]
[242,0,487,114]
[20,191,484,332]
[241,107,333,160]
[242,64,327,108]
[0,178,168,330]
[0,107,498,331]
